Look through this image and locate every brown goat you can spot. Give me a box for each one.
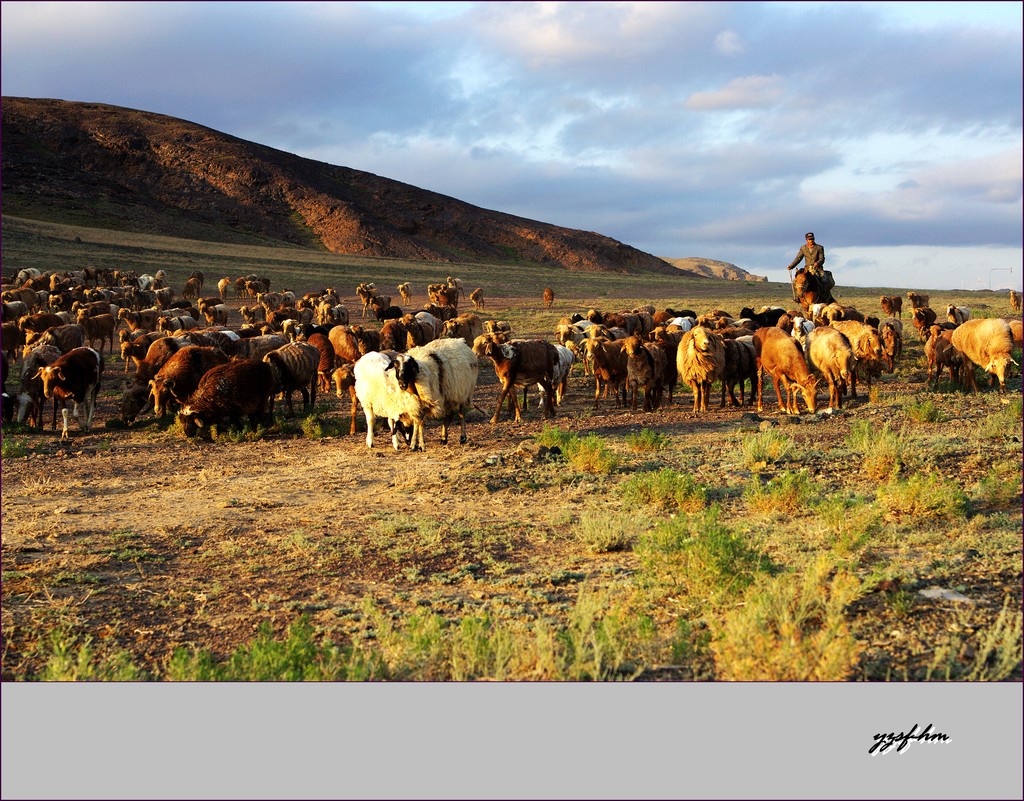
[477,338,558,423]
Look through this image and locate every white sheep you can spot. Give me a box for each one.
[353,351,416,450]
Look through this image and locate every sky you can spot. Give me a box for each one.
[2,1,1021,291]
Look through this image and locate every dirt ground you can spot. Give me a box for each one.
[2,293,1022,681]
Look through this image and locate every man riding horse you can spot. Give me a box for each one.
[787,232,835,307]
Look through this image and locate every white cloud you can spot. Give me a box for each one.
[684,74,785,110]
[714,29,744,55]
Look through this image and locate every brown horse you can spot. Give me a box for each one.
[793,268,834,310]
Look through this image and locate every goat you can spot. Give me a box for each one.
[880,295,903,319]
[35,347,104,438]
[397,282,413,304]
[946,305,970,326]
[332,362,359,435]
[470,288,485,309]
[583,337,629,410]
[441,313,484,348]
[1010,290,1021,314]
[15,344,63,429]
[911,306,938,342]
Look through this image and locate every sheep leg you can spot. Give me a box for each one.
[492,381,513,424]
[364,405,377,447]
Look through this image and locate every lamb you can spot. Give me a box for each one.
[178,359,277,437]
[946,305,970,326]
[623,335,667,411]
[752,327,819,415]
[35,347,105,438]
[720,335,757,408]
[470,288,485,309]
[676,326,727,413]
[149,346,230,418]
[830,320,886,399]
[806,326,856,410]
[388,337,480,449]
[951,318,1017,394]
[263,341,320,417]
[441,313,484,347]
[476,337,558,423]
[120,330,167,375]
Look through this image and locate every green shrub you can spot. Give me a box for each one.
[878,473,970,522]
[533,424,578,450]
[572,509,650,553]
[621,468,707,512]
[847,420,906,479]
[905,398,946,423]
[740,428,794,468]
[566,433,619,474]
[743,470,819,515]
[624,427,671,452]
[712,556,863,681]
[634,508,770,605]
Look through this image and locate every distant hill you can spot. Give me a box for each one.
[660,257,767,282]
[1,96,685,276]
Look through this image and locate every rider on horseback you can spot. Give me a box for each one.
[787,232,835,302]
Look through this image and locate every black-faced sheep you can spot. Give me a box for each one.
[951,318,1017,393]
[178,360,277,437]
[353,350,415,450]
[389,337,480,449]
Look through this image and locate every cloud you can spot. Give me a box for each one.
[0,0,1020,290]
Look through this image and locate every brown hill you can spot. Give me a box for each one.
[660,257,767,282]
[1,96,680,275]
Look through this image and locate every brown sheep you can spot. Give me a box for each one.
[74,312,117,355]
[35,347,105,438]
[721,336,757,408]
[951,318,1017,393]
[623,335,666,412]
[542,287,555,308]
[879,319,903,372]
[264,341,320,417]
[328,325,362,364]
[1009,290,1021,314]
[149,346,230,418]
[397,282,413,305]
[880,295,903,318]
[228,334,288,362]
[178,360,276,437]
[441,313,484,347]
[906,291,929,310]
[676,326,726,413]
[806,326,855,410]
[752,327,819,415]
[332,362,359,435]
[476,338,558,423]
[583,337,629,410]
[911,306,938,342]
[470,288,485,309]
[830,320,886,399]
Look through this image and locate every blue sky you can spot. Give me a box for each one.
[2,1,1021,290]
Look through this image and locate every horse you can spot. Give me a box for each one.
[792,268,834,310]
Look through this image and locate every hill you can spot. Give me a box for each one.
[1,96,686,276]
[660,256,767,282]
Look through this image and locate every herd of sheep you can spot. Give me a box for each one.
[2,266,1021,451]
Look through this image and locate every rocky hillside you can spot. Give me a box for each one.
[1,97,683,275]
[660,257,767,282]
